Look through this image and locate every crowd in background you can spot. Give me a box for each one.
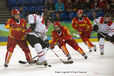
[8,0,114,21]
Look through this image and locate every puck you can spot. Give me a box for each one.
[44,63,48,66]
[48,64,51,67]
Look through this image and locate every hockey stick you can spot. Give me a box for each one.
[51,49,73,64]
[19,55,38,64]
[19,48,51,64]
[73,33,80,38]
[19,44,58,64]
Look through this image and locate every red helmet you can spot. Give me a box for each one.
[77,9,83,14]
[11,9,20,15]
[54,21,61,28]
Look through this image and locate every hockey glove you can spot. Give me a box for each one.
[93,24,98,32]
[110,35,114,43]
[105,35,111,41]
[44,39,50,48]
[50,45,55,49]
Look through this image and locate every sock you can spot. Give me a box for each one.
[34,43,46,63]
[99,38,104,53]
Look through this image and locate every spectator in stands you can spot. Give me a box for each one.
[35,10,39,15]
[45,0,55,13]
[41,7,49,19]
[41,7,51,26]
[55,0,65,13]
[25,11,29,20]
[91,0,100,9]
[91,5,104,17]
[110,0,114,19]
[89,11,98,20]
[72,0,85,12]
[99,0,107,12]
[65,0,72,12]
[19,6,26,19]
[54,12,61,21]
[105,4,111,13]
[84,0,91,12]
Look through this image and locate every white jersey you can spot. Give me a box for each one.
[28,14,48,40]
[94,17,114,36]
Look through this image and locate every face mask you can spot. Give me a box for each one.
[78,17,83,20]
[104,21,109,24]
[56,30,61,34]
[12,17,19,23]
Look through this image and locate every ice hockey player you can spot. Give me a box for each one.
[72,9,96,52]
[26,13,50,65]
[93,13,114,55]
[4,9,33,67]
[50,21,88,62]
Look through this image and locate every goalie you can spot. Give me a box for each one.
[93,13,114,55]
[50,21,88,63]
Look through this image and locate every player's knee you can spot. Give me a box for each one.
[7,47,14,52]
[99,38,104,45]
[34,43,43,52]
[74,46,80,50]
[22,47,30,52]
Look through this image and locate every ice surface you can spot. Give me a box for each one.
[0,42,114,76]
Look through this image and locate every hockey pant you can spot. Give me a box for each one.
[5,36,32,64]
[34,43,46,63]
[58,39,85,57]
[79,32,94,49]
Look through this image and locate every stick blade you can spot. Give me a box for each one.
[63,61,73,64]
[19,60,27,64]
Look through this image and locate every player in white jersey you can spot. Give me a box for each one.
[93,13,114,55]
[26,14,50,65]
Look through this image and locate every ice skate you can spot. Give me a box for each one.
[82,54,88,59]
[93,45,97,52]
[4,62,8,67]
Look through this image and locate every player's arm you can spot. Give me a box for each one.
[108,22,114,37]
[86,17,92,31]
[22,19,31,34]
[72,18,77,30]
[5,19,11,29]
[28,15,36,31]
[50,32,58,49]
[106,22,114,42]
[63,26,71,36]
[93,17,101,32]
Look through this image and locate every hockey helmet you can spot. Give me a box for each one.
[54,21,61,28]
[77,9,83,14]
[11,9,20,16]
[104,12,111,17]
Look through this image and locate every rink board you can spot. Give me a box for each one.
[0,38,98,46]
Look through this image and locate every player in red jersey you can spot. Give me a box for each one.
[50,21,87,62]
[72,9,96,52]
[4,9,33,67]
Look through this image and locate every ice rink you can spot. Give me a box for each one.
[0,42,114,76]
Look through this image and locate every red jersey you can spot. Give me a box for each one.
[5,18,27,40]
[50,26,73,46]
[72,17,92,33]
